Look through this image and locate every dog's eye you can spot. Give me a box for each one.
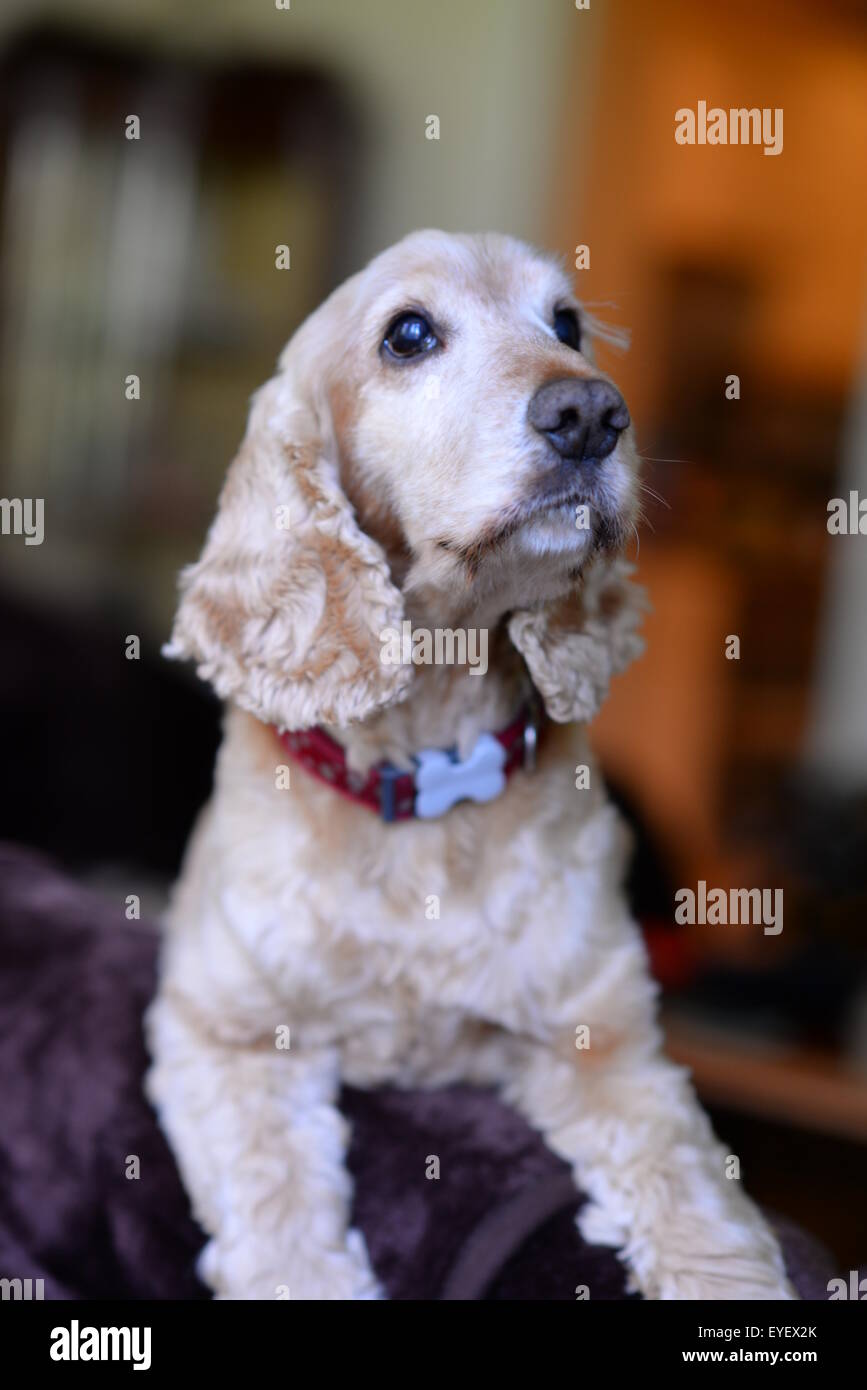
[553,308,582,351]
[383,312,438,359]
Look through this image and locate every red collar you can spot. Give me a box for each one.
[273,702,541,822]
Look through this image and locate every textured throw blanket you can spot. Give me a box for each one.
[0,843,832,1300]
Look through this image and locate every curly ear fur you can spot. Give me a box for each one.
[165,373,410,730]
[508,558,647,723]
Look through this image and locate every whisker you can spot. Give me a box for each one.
[638,455,695,467]
[636,482,671,511]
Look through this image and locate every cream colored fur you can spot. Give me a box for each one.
[146,230,794,1300]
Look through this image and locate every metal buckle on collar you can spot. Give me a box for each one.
[522,695,542,773]
[378,763,401,823]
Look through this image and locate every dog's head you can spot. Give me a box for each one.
[167,230,646,730]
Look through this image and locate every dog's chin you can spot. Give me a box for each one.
[515,502,598,558]
[506,449,635,564]
[515,497,629,562]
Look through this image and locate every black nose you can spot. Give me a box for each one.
[528,377,630,463]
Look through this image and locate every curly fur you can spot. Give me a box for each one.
[147,230,794,1301]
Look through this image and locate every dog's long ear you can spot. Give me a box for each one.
[165,371,410,730]
[507,557,646,723]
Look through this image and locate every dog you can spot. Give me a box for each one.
[146,229,794,1300]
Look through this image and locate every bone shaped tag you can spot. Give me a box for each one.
[414,733,507,819]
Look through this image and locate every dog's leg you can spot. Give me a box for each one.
[145,993,382,1300]
[501,1032,796,1300]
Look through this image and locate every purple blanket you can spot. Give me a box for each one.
[0,843,833,1300]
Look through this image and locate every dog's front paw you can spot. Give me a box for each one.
[637,1249,798,1301]
[199,1226,385,1301]
[656,1268,798,1301]
[576,1200,797,1301]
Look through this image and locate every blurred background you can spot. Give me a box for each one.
[0,0,865,1274]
